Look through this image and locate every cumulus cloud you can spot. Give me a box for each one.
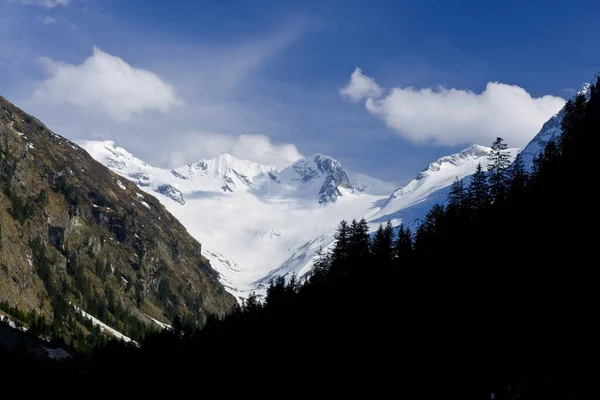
[344,69,566,148]
[34,47,181,121]
[166,132,303,169]
[10,0,70,8]
[340,68,383,102]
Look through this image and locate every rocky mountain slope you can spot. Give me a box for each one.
[0,96,235,339]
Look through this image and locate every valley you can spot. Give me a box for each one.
[80,140,521,300]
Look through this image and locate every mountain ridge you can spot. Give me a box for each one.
[0,96,235,344]
[520,77,597,169]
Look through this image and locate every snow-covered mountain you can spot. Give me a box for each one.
[254,154,354,204]
[79,141,390,299]
[259,144,519,290]
[520,80,595,169]
[371,145,519,227]
[520,110,564,169]
[80,140,513,301]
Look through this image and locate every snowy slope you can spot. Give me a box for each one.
[347,170,398,196]
[520,80,594,169]
[264,145,519,287]
[371,145,519,224]
[519,111,564,169]
[81,140,519,300]
[172,154,276,195]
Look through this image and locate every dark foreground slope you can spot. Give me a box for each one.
[0,96,235,348]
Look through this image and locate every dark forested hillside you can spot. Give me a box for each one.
[2,78,598,397]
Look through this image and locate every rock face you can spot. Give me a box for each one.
[0,96,236,329]
[263,153,356,204]
[296,154,353,204]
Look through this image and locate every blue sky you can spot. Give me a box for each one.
[1,0,599,183]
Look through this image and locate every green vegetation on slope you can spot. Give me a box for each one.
[0,96,236,351]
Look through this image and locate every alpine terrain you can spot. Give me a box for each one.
[0,96,236,348]
[80,140,518,300]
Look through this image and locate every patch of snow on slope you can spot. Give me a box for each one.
[72,304,135,344]
[146,314,172,329]
[0,314,28,332]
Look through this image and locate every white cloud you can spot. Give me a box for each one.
[34,47,181,121]
[10,0,70,8]
[346,69,566,147]
[340,67,384,102]
[166,132,303,169]
[38,15,57,24]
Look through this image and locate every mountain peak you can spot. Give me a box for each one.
[195,153,274,171]
[209,153,239,163]
[292,153,339,168]
[170,153,276,194]
[77,139,149,173]
[423,144,492,175]
[279,153,352,203]
[308,152,335,161]
[459,144,492,156]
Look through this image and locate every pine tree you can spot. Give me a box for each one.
[331,220,349,265]
[242,292,262,313]
[371,224,385,253]
[266,276,286,304]
[560,94,586,156]
[311,247,330,283]
[447,177,466,215]
[393,224,413,261]
[348,218,371,261]
[508,153,529,196]
[419,204,444,235]
[487,137,511,202]
[371,221,394,267]
[467,163,490,212]
[415,204,445,252]
[384,221,394,248]
[544,139,559,161]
